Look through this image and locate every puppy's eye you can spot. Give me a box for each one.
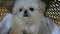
[19,9,22,12]
[29,7,34,11]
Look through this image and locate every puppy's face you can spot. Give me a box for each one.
[12,0,45,20]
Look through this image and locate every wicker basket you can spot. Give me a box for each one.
[0,6,10,21]
[45,0,60,26]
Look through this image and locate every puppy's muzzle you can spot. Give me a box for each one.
[23,10,30,17]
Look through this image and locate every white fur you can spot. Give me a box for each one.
[12,0,60,34]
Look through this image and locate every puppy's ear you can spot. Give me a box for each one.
[12,6,17,15]
[37,0,46,12]
[41,0,46,3]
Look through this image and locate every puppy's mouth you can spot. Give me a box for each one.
[23,10,31,17]
[23,13,29,17]
[23,13,31,17]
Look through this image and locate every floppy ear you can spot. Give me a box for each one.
[37,0,46,12]
[41,0,46,3]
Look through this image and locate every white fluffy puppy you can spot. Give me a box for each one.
[12,0,60,34]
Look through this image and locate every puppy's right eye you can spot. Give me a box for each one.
[19,9,22,12]
[29,7,34,12]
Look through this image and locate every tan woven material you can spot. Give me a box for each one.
[45,0,60,25]
[0,6,10,21]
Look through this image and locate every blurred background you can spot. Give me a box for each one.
[0,0,60,26]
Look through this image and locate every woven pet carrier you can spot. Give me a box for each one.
[0,6,10,21]
[45,0,60,26]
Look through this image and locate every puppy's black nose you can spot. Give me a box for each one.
[24,10,29,17]
[24,10,28,14]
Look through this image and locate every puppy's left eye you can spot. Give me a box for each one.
[19,9,22,12]
[29,7,34,11]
